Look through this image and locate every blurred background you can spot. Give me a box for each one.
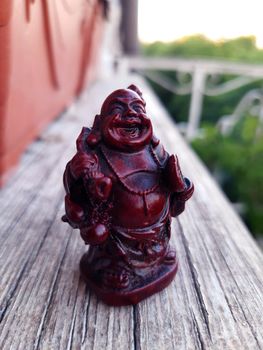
[136,0,263,240]
[0,0,262,241]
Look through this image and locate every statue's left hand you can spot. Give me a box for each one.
[62,194,85,228]
[87,176,112,201]
[70,152,98,179]
[164,154,186,192]
[170,177,194,217]
[80,223,109,245]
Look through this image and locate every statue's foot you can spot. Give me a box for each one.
[80,251,178,306]
[101,269,130,289]
[163,250,177,265]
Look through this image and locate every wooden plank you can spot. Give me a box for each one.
[0,81,136,350]
[0,75,262,349]
[133,76,263,350]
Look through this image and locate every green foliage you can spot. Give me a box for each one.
[143,35,263,236]
[192,118,263,236]
[148,78,263,124]
[143,35,263,63]
[143,36,263,124]
[203,81,263,124]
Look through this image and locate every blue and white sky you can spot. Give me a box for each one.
[138,0,263,47]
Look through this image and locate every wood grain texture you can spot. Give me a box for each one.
[0,75,262,349]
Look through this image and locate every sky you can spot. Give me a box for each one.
[138,0,263,47]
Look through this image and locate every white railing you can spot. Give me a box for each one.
[121,56,263,140]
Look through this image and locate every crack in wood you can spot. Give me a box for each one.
[0,262,28,323]
[66,303,77,350]
[90,297,99,350]
[238,303,262,350]
[190,220,239,325]
[81,286,91,344]
[203,246,239,324]
[198,232,258,346]
[133,305,140,350]
[191,308,206,350]
[33,233,73,350]
[177,219,212,340]
[188,198,263,348]
[0,197,64,325]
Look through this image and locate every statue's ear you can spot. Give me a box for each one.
[128,84,143,98]
[86,132,101,148]
[76,127,91,151]
[86,115,102,148]
[151,134,160,148]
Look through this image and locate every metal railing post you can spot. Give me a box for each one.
[186,68,206,140]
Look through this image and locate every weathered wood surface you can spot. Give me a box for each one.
[0,75,263,350]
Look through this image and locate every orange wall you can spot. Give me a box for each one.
[0,0,104,185]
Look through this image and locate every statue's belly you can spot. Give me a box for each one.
[111,185,168,229]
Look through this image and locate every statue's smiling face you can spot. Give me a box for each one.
[100,89,153,152]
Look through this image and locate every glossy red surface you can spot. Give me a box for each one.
[0,0,104,185]
[63,85,194,305]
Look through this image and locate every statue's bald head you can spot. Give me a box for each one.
[101,85,145,117]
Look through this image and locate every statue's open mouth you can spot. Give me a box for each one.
[116,122,143,139]
[103,113,153,151]
[120,126,141,138]
[111,115,147,140]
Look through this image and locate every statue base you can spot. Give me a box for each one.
[80,252,178,306]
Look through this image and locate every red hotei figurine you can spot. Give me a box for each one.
[62,85,194,306]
